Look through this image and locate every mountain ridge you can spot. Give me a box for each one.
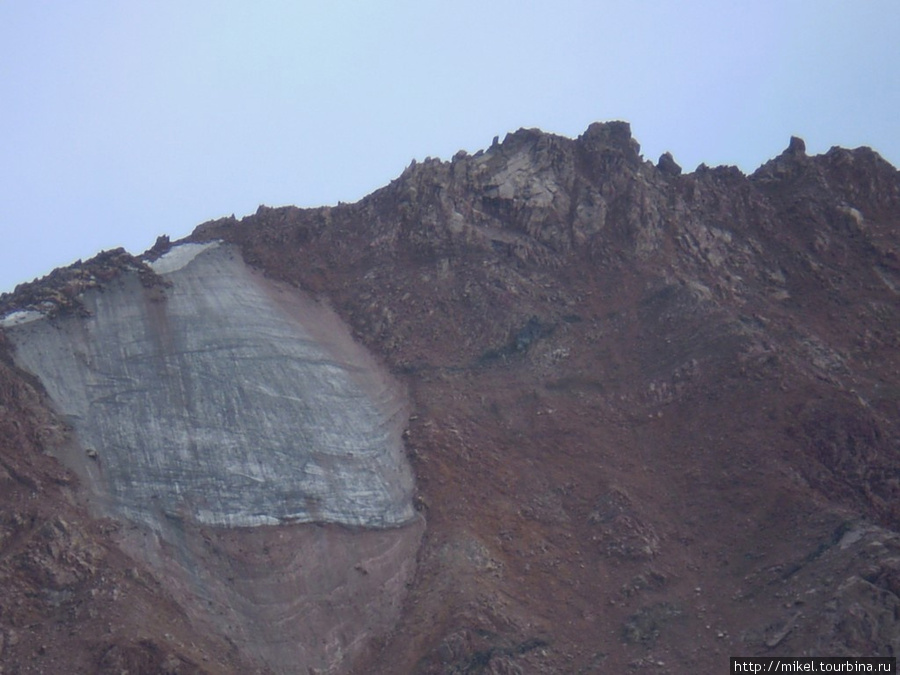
[1,121,899,673]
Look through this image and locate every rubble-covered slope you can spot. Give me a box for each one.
[1,121,899,672]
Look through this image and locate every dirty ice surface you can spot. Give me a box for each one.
[148,240,221,274]
[0,309,44,328]
[4,243,416,530]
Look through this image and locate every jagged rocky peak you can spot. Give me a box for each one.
[752,135,812,178]
[787,135,807,156]
[398,121,641,179]
[656,151,681,175]
[578,120,642,161]
[481,120,643,176]
[388,122,900,209]
[189,121,898,281]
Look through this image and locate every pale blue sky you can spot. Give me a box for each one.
[1,1,898,293]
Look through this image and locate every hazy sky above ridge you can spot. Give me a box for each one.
[1,1,898,293]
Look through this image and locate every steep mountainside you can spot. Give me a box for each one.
[1,122,898,673]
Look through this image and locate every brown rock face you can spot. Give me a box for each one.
[2,122,900,672]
